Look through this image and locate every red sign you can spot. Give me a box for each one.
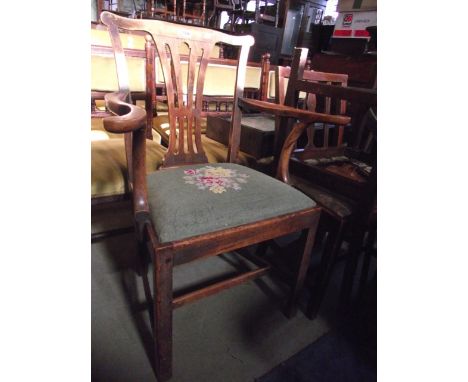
[343,14,353,27]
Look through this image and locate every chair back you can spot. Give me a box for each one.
[280,48,350,161]
[101,11,254,168]
[282,48,377,199]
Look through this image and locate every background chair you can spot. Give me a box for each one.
[207,0,245,30]
[238,47,377,319]
[99,12,349,381]
[254,0,279,27]
[138,0,178,20]
[180,0,207,24]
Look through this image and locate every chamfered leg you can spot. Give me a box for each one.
[153,248,174,382]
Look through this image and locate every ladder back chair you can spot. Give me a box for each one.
[274,58,349,167]
[101,12,324,381]
[238,47,376,318]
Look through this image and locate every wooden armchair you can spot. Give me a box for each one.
[99,12,340,381]
[238,47,377,318]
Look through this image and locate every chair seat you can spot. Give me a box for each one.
[147,163,316,243]
[290,174,355,219]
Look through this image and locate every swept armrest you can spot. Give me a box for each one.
[239,98,351,126]
[103,91,147,134]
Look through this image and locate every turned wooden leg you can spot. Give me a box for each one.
[286,217,319,318]
[153,249,174,382]
[306,221,345,319]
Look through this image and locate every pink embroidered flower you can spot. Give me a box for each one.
[183,166,249,194]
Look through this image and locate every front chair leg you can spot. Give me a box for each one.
[286,221,319,318]
[153,249,174,382]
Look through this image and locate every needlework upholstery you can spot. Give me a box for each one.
[147,163,316,243]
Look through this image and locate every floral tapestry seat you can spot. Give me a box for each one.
[147,163,316,243]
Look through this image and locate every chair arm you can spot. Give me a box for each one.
[103,91,147,134]
[238,98,351,126]
[276,122,307,184]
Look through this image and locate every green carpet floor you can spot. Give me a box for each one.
[91,202,333,381]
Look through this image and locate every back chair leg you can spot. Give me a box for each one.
[153,249,174,382]
[358,227,376,300]
[286,222,319,318]
[306,221,345,319]
[340,225,366,309]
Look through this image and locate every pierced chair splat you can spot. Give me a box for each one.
[101,12,322,381]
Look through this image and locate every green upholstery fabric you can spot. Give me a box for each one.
[91,138,166,199]
[147,163,316,243]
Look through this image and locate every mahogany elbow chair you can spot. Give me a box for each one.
[100,12,329,380]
